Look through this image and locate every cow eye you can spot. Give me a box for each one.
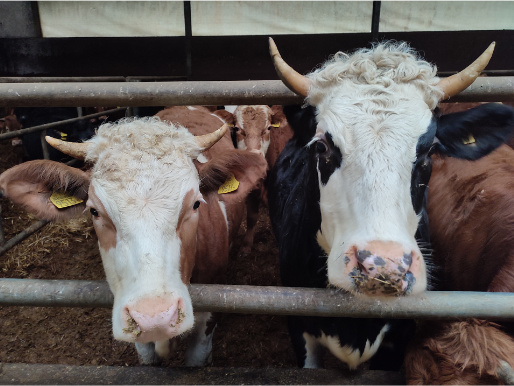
[267,126,272,131]
[315,140,328,154]
[193,201,201,210]
[90,208,99,217]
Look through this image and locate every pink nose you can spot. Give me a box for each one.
[124,297,185,342]
[347,241,420,295]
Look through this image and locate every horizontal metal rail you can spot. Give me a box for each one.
[0,76,187,83]
[0,107,127,141]
[1,279,513,320]
[0,77,513,107]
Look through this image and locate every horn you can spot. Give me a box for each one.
[437,42,495,100]
[46,136,90,160]
[269,37,311,97]
[195,123,228,150]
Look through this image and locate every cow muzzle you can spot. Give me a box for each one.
[122,297,187,343]
[346,241,420,296]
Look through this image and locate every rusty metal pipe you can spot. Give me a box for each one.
[0,78,512,108]
[0,279,513,320]
[0,107,127,141]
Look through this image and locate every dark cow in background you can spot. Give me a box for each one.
[404,140,514,384]
[0,108,267,366]
[13,107,99,162]
[267,37,514,372]
[230,105,293,255]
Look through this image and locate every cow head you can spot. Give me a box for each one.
[0,117,228,343]
[270,39,514,296]
[233,105,277,156]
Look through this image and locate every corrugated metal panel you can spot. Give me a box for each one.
[380,1,514,32]
[38,1,185,37]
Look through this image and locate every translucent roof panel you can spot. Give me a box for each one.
[38,1,185,37]
[380,1,514,32]
[190,1,374,36]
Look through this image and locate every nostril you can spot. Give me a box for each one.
[356,249,372,263]
[402,253,413,267]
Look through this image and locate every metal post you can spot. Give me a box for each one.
[40,129,50,159]
[371,1,381,41]
[0,204,5,246]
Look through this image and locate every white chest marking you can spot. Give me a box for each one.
[303,323,390,369]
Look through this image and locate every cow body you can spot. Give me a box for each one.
[404,143,514,385]
[267,39,514,370]
[0,110,267,366]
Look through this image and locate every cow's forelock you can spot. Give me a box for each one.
[306,42,444,110]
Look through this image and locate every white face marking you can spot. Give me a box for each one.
[234,105,272,157]
[313,85,431,296]
[85,118,204,343]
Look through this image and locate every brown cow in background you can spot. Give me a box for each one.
[229,105,293,256]
[404,106,514,384]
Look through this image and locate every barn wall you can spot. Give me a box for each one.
[0,30,512,80]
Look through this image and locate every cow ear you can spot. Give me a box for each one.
[0,160,90,221]
[435,103,514,160]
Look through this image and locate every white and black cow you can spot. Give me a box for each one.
[267,38,514,370]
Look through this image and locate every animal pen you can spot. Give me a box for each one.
[1,1,514,384]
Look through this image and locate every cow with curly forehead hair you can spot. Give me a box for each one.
[267,38,514,371]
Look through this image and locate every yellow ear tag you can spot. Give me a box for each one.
[271,123,281,128]
[218,174,239,194]
[50,191,84,209]
[463,134,476,145]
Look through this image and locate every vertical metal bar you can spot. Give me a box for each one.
[371,1,381,42]
[76,107,83,117]
[184,1,193,81]
[40,129,50,159]
[0,204,5,246]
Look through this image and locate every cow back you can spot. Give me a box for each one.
[427,144,514,292]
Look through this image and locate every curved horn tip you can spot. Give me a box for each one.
[45,135,89,160]
[269,37,279,57]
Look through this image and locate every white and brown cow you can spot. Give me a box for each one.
[230,105,293,255]
[0,113,267,366]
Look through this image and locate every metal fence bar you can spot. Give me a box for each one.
[0,220,50,257]
[0,107,127,141]
[0,77,512,108]
[0,76,187,83]
[0,205,4,246]
[1,279,513,320]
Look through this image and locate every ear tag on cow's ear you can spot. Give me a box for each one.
[218,174,239,194]
[271,123,281,128]
[50,191,83,209]
[463,133,476,145]
[60,132,68,141]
